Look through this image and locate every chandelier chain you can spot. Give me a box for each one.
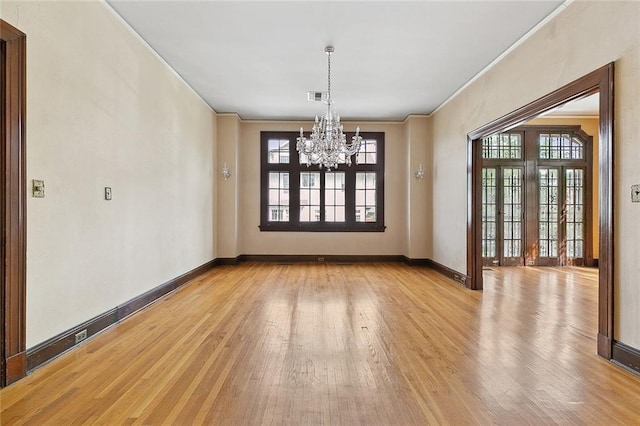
[327,49,331,100]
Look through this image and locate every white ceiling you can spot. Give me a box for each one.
[106,1,565,121]
[544,93,600,117]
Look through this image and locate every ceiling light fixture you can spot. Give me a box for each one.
[297,46,362,170]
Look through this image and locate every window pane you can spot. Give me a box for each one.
[268,189,279,204]
[365,190,376,205]
[326,191,335,204]
[482,133,522,159]
[268,139,289,164]
[356,139,377,164]
[356,172,376,222]
[300,172,320,222]
[268,172,289,222]
[539,133,584,160]
[365,207,376,222]
[299,207,310,222]
[269,173,280,188]
[325,172,345,222]
[325,173,334,187]
[326,207,335,222]
[366,173,376,189]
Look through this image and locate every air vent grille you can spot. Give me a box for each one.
[307,91,328,102]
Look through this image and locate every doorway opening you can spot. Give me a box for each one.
[467,64,614,359]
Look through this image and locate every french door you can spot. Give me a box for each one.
[537,166,587,266]
[481,126,592,267]
[482,166,524,266]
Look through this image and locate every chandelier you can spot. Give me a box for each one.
[297,46,362,170]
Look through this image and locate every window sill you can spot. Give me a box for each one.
[259,224,386,232]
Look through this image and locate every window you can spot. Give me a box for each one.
[482,132,522,159]
[538,133,583,160]
[260,131,385,232]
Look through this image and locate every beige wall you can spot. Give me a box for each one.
[431,1,640,347]
[526,116,599,259]
[216,114,241,259]
[211,116,432,259]
[405,116,432,259]
[0,1,217,347]
[236,121,411,257]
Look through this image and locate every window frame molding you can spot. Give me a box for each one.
[259,131,385,232]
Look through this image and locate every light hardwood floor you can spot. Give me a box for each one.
[1,263,639,424]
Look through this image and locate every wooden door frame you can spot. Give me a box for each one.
[467,63,614,359]
[0,19,27,386]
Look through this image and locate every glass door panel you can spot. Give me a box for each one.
[564,167,585,265]
[482,168,498,266]
[538,167,560,265]
[501,167,523,265]
[481,166,524,266]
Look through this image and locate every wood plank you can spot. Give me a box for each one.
[1,263,639,424]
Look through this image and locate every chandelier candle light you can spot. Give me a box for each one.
[297,46,362,170]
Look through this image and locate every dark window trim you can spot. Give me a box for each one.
[259,131,385,232]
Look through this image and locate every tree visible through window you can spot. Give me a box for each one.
[260,131,385,232]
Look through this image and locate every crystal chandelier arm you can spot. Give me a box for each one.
[297,127,315,155]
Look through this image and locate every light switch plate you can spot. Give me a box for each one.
[632,184,640,203]
[32,179,45,198]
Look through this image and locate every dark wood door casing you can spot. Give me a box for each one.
[0,19,27,386]
[1,32,5,387]
[467,63,614,359]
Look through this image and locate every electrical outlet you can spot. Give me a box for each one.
[318,257,325,262]
[454,274,466,285]
[105,187,112,201]
[75,329,88,344]
[632,184,640,203]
